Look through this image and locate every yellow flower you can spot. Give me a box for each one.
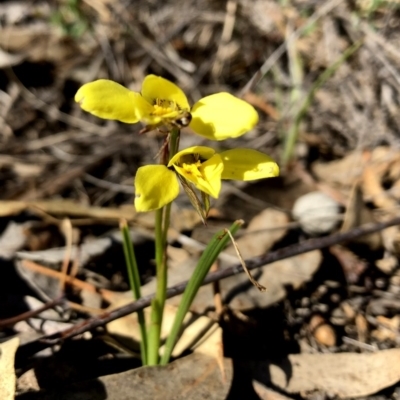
[75,75,258,140]
[134,146,279,212]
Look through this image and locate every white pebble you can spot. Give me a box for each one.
[292,191,341,236]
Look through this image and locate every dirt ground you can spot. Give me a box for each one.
[2,0,400,399]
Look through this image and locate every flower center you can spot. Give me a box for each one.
[153,98,182,114]
[181,161,203,179]
[152,103,175,116]
[150,98,192,127]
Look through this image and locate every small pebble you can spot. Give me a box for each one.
[330,307,347,326]
[330,293,341,303]
[295,307,311,318]
[292,191,341,236]
[375,278,387,289]
[312,303,329,313]
[314,324,337,347]
[341,301,356,320]
[309,315,336,347]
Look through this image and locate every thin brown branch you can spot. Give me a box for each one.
[0,297,65,329]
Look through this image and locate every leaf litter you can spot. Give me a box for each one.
[0,0,400,399]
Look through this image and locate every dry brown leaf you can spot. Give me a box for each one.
[341,301,356,320]
[362,163,397,210]
[18,353,232,400]
[106,300,222,359]
[312,150,365,190]
[0,199,136,221]
[253,381,295,400]
[360,147,400,215]
[166,245,191,269]
[241,0,286,36]
[355,313,368,343]
[340,183,382,250]
[0,24,89,64]
[16,257,105,303]
[267,349,400,398]
[225,208,289,260]
[115,353,232,399]
[170,208,203,232]
[371,315,400,342]
[17,236,112,266]
[0,24,50,51]
[17,369,40,394]
[312,147,400,197]
[12,162,46,178]
[0,337,19,400]
[14,353,233,400]
[376,255,398,274]
[0,221,28,259]
[329,245,368,284]
[0,47,24,68]
[381,226,400,257]
[243,92,280,120]
[223,250,322,311]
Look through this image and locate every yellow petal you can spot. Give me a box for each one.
[198,154,223,197]
[134,165,179,211]
[173,154,223,198]
[75,79,152,123]
[190,93,259,140]
[220,149,279,181]
[141,75,190,110]
[168,146,216,167]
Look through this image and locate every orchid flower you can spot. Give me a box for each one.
[75,75,258,140]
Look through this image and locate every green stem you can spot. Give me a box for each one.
[147,127,181,365]
[147,208,165,365]
[160,220,243,365]
[120,220,148,365]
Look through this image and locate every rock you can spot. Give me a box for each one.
[292,191,341,236]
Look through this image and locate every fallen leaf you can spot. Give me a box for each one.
[170,208,203,232]
[253,381,295,400]
[0,199,136,221]
[355,313,368,343]
[0,337,19,400]
[376,256,398,274]
[130,354,229,400]
[18,353,232,400]
[225,208,289,259]
[0,48,24,68]
[106,301,222,359]
[329,245,368,284]
[16,237,111,266]
[0,221,28,259]
[312,150,365,190]
[313,147,400,195]
[17,368,40,394]
[340,183,382,250]
[222,250,322,311]
[264,348,400,398]
[362,158,397,210]
[371,315,400,342]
